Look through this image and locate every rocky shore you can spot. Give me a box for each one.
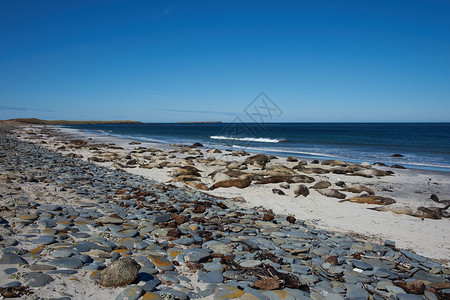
[1,125,450,300]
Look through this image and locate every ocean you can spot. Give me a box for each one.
[63,123,450,172]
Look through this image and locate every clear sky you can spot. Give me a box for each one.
[1,0,449,122]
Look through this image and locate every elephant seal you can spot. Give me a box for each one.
[342,185,375,195]
[346,196,395,205]
[185,181,208,190]
[318,189,346,199]
[294,184,309,197]
[245,154,270,169]
[167,175,199,183]
[256,176,291,184]
[172,166,202,177]
[312,180,331,189]
[272,188,285,195]
[368,204,449,219]
[209,177,252,190]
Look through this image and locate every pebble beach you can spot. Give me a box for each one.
[1,124,449,300]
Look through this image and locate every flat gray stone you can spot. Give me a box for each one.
[198,270,224,283]
[346,287,369,300]
[385,285,406,294]
[326,293,345,300]
[0,252,28,265]
[49,257,84,269]
[401,250,428,263]
[374,268,391,278]
[25,272,53,287]
[204,261,224,272]
[2,238,18,247]
[115,285,143,300]
[396,294,424,300]
[158,273,180,284]
[39,204,62,211]
[3,267,18,275]
[413,270,446,283]
[52,249,75,258]
[183,249,212,263]
[152,214,171,224]
[141,278,161,291]
[239,260,262,268]
[352,260,373,270]
[29,264,57,271]
[2,281,22,288]
[32,235,56,245]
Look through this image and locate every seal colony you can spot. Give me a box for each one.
[0,124,449,299]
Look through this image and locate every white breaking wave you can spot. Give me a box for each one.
[210,135,285,143]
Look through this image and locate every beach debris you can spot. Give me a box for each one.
[286,215,296,224]
[394,280,425,294]
[263,213,275,221]
[254,276,280,290]
[0,286,32,298]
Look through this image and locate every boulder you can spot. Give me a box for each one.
[98,258,141,288]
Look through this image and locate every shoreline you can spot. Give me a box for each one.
[19,125,450,265]
[1,124,449,300]
[59,124,450,174]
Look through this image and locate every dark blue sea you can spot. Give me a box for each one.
[63,123,450,172]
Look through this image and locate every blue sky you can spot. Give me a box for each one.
[1,0,449,122]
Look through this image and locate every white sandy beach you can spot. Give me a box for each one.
[15,125,450,267]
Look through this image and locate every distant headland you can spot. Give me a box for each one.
[176,121,222,124]
[0,118,142,125]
